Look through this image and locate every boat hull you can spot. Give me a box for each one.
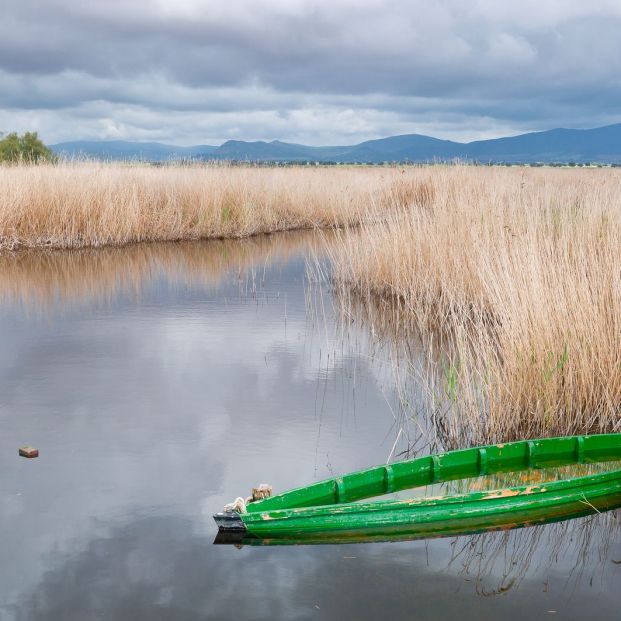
[215,434,621,543]
[236,470,621,540]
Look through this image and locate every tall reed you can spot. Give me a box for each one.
[0,162,412,250]
[330,166,621,444]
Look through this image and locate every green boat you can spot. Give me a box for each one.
[213,434,621,543]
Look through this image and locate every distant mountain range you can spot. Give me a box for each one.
[51,123,621,164]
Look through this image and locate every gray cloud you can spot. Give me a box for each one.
[1,0,621,144]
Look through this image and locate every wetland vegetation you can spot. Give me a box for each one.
[0,163,405,250]
[330,166,621,445]
[2,163,621,445]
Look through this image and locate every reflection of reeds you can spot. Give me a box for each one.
[449,510,621,596]
[0,163,415,250]
[331,166,621,445]
[0,229,334,312]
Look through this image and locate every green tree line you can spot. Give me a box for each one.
[0,132,55,163]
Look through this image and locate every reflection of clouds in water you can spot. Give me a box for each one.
[9,515,321,620]
[0,246,397,614]
[8,513,621,621]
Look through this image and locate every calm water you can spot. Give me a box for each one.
[0,233,619,620]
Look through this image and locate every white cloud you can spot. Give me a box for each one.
[1,0,621,144]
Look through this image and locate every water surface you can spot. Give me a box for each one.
[0,233,619,620]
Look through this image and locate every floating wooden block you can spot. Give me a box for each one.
[19,446,39,458]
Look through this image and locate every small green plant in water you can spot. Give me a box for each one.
[543,343,569,383]
[442,360,459,402]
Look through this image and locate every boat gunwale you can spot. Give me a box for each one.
[244,434,621,515]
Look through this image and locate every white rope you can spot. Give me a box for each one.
[224,483,273,514]
[224,497,248,513]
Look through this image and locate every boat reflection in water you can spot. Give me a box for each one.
[214,503,621,547]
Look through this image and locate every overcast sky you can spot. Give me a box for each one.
[1,0,621,145]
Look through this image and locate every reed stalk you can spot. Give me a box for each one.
[330,165,621,443]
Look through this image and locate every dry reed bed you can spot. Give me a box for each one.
[330,166,621,443]
[0,163,411,250]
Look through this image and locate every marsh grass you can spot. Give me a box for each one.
[330,166,621,444]
[0,162,415,250]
